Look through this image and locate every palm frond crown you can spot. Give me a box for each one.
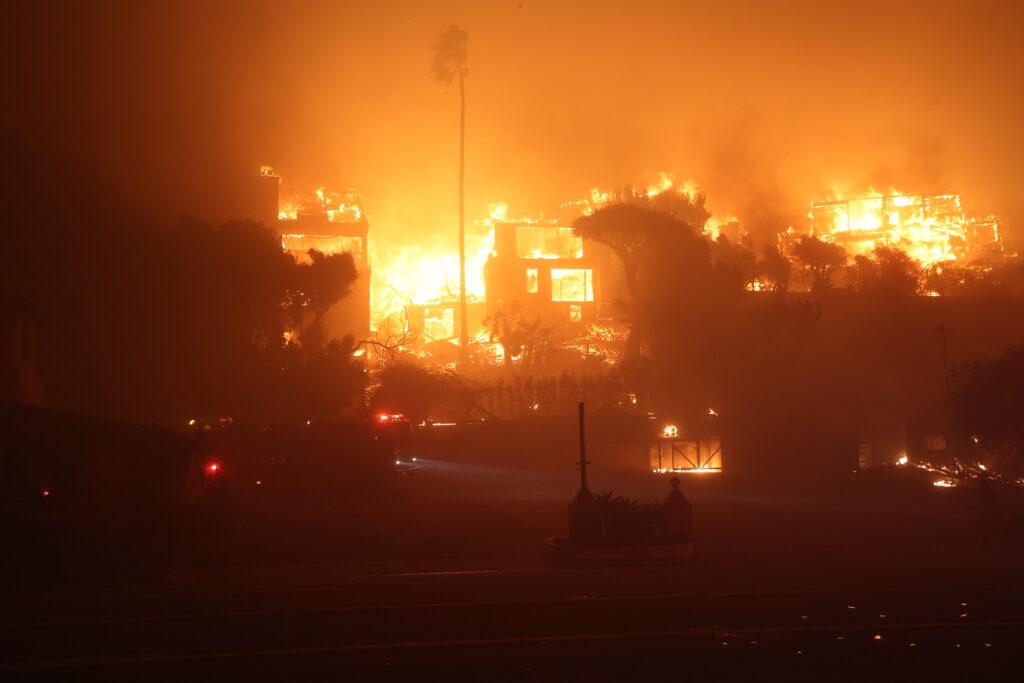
[432,25,468,84]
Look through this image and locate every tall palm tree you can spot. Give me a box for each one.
[432,25,469,364]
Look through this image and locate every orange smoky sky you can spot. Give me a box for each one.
[7,0,1024,247]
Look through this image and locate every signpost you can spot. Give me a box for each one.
[568,402,601,543]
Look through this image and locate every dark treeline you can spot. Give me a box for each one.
[953,345,1024,475]
[3,145,362,425]
[7,136,1024,479]
[574,191,1024,476]
[369,364,625,422]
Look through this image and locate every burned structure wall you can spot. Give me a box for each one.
[484,221,626,326]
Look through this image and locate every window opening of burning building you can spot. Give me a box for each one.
[514,225,583,260]
[525,267,539,294]
[551,268,594,302]
[279,234,365,264]
[486,216,621,331]
[422,305,456,341]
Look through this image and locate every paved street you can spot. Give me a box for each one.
[3,548,1023,680]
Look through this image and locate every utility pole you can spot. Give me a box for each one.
[457,69,468,366]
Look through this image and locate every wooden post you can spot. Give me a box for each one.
[569,401,601,543]
[577,401,589,492]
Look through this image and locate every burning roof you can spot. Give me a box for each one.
[808,191,1002,266]
[278,185,363,224]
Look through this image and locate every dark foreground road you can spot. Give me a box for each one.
[3,547,1024,681]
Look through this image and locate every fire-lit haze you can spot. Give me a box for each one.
[9,0,1024,255]
[9,4,1024,676]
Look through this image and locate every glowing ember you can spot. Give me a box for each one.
[911,457,1022,491]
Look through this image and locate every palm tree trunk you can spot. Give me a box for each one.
[457,72,468,365]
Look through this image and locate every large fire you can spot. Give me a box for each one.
[562,171,703,217]
[278,186,362,223]
[809,190,1001,266]
[269,167,1006,362]
[369,219,494,333]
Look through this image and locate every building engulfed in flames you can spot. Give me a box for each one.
[807,191,1002,266]
[250,168,1023,480]
[395,214,626,364]
[256,164,1011,369]
[258,167,371,340]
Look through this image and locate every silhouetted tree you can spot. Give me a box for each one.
[953,345,1024,476]
[642,190,712,229]
[433,25,470,363]
[574,203,707,300]
[853,246,920,296]
[710,234,758,289]
[272,336,365,423]
[792,235,847,292]
[756,244,792,293]
[574,203,714,364]
[302,250,358,321]
[287,249,358,345]
[5,170,363,423]
[371,363,474,422]
[922,263,974,297]
[922,261,1024,298]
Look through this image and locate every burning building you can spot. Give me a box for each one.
[393,216,619,358]
[484,220,624,327]
[257,168,371,341]
[806,191,1003,266]
[388,213,628,365]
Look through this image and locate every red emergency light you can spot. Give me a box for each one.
[204,461,222,476]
